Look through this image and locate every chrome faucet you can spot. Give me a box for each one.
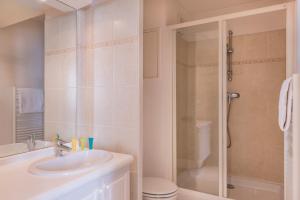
[55,135,71,157]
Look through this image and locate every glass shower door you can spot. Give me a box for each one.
[176,22,220,196]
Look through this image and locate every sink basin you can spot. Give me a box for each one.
[29,150,113,176]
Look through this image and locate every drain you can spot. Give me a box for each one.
[227,184,235,189]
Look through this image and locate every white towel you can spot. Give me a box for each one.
[18,88,44,114]
[279,77,293,132]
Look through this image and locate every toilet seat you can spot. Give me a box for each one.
[143,192,177,198]
[143,177,177,199]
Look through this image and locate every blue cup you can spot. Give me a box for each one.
[88,137,94,150]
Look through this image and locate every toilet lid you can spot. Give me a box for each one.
[143,177,177,196]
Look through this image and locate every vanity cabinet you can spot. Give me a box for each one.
[65,171,130,200]
[92,172,130,200]
[0,149,133,200]
[105,173,130,200]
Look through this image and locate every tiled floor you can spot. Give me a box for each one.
[228,185,282,200]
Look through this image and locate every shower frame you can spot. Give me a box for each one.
[167,2,296,199]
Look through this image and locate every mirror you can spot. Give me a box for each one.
[0,0,77,157]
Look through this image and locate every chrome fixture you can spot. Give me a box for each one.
[227,92,240,103]
[227,92,240,148]
[27,134,36,150]
[227,30,234,81]
[55,135,71,157]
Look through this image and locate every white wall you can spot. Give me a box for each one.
[0,17,44,88]
[144,0,189,30]
[143,0,190,180]
[0,88,14,145]
[6,18,44,89]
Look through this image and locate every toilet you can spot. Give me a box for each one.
[177,120,217,194]
[143,177,178,200]
[194,120,212,167]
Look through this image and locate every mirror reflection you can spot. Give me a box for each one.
[0,0,77,157]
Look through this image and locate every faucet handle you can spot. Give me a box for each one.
[55,134,68,145]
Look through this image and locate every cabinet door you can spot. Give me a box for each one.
[95,188,106,200]
[105,173,130,200]
[81,187,105,200]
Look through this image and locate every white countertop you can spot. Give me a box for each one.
[0,148,133,200]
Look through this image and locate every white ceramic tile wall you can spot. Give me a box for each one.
[77,0,142,199]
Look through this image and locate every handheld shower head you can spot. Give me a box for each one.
[227,91,240,148]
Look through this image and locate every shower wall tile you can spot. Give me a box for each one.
[267,30,286,58]
[228,30,285,183]
[240,32,268,60]
[194,39,219,66]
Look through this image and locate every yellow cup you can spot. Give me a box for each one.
[71,138,78,152]
[80,137,86,151]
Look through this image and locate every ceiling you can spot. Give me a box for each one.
[176,0,290,20]
[0,0,80,28]
[0,0,46,28]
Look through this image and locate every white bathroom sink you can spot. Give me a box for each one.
[29,150,113,176]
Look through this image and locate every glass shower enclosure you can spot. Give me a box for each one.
[176,22,221,196]
[172,2,295,199]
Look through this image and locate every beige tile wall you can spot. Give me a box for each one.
[228,30,285,183]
